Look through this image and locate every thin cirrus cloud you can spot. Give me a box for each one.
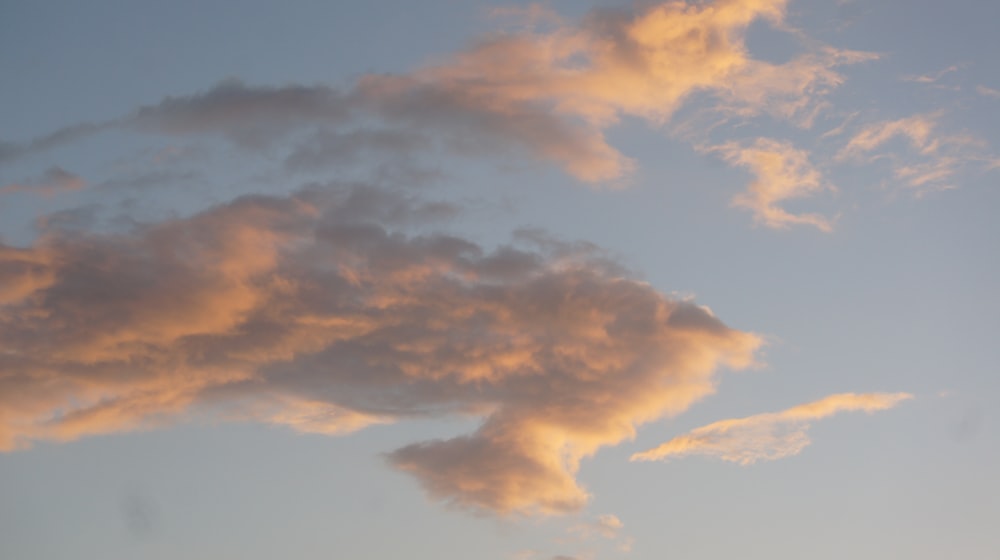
[0,183,762,516]
[631,392,913,465]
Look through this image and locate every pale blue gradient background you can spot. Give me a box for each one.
[1,1,998,558]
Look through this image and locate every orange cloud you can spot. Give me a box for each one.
[0,1,877,225]
[708,138,833,231]
[359,0,870,182]
[837,113,994,192]
[0,184,762,515]
[631,392,912,465]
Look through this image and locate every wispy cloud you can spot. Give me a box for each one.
[975,85,1000,99]
[837,114,940,159]
[1,166,85,197]
[901,64,963,84]
[707,138,833,231]
[569,514,624,540]
[359,0,870,181]
[631,392,913,465]
[0,122,109,163]
[837,113,993,192]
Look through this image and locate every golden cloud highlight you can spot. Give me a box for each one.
[631,392,912,465]
[356,0,869,183]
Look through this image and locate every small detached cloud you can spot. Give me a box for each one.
[975,85,1000,99]
[565,513,634,554]
[707,138,833,232]
[570,514,624,540]
[631,392,912,465]
[900,64,962,85]
[837,113,994,193]
[1,166,85,197]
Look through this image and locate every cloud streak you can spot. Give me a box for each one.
[631,392,912,465]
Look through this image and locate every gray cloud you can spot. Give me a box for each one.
[1,166,85,197]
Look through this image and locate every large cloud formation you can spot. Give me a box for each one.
[0,184,761,515]
[2,0,869,188]
[631,392,912,464]
[11,0,990,233]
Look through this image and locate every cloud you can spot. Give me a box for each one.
[707,138,833,231]
[0,183,762,516]
[1,166,85,197]
[357,0,870,181]
[976,85,1000,99]
[901,64,962,84]
[837,113,994,192]
[837,114,939,160]
[0,122,109,163]
[631,392,912,465]
[283,127,427,173]
[129,78,352,149]
[591,514,623,539]
[2,1,870,188]
[570,514,624,540]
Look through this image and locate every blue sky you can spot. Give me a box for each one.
[1,1,998,559]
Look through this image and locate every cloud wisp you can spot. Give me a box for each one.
[631,392,912,465]
[0,183,762,516]
[836,113,993,193]
[1,166,85,197]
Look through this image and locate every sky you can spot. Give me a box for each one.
[0,1,998,558]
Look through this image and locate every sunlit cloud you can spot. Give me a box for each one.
[631,392,913,465]
[1,0,871,189]
[837,113,994,192]
[0,183,761,516]
[358,0,871,182]
[707,138,833,231]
